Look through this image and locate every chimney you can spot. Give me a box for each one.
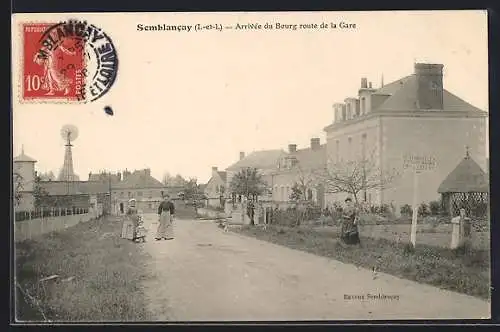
[288,144,297,153]
[145,168,151,176]
[415,63,444,110]
[239,151,245,160]
[360,77,368,89]
[117,172,121,181]
[88,171,92,180]
[310,138,320,150]
[212,166,218,176]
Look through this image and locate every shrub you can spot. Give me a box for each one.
[418,202,430,217]
[429,200,441,216]
[403,242,415,255]
[400,204,413,216]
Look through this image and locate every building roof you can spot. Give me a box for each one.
[293,144,327,170]
[373,74,485,113]
[226,149,287,171]
[437,153,489,193]
[40,181,109,195]
[324,72,487,133]
[13,151,37,163]
[89,173,121,183]
[112,170,164,189]
[217,171,227,183]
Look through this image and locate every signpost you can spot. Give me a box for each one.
[402,154,437,247]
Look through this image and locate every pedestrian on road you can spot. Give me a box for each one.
[156,193,176,240]
[341,197,360,245]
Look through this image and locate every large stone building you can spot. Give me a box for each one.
[323,63,488,209]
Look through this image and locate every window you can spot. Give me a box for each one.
[137,191,143,197]
[148,203,152,209]
[128,192,131,197]
[346,104,351,119]
[148,191,152,198]
[361,133,367,159]
[361,97,366,115]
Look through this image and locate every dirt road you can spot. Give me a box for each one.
[139,214,490,321]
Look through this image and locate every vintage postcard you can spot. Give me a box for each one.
[11,10,490,322]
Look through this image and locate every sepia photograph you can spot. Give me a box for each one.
[11,10,490,322]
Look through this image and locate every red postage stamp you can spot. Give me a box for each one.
[21,21,118,103]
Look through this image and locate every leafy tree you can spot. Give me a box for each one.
[316,149,399,205]
[13,172,24,207]
[229,167,267,201]
[33,175,50,208]
[173,174,187,187]
[217,185,226,207]
[289,183,303,201]
[429,200,441,216]
[183,178,199,200]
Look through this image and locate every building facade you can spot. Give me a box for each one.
[204,167,227,207]
[269,138,327,208]
[323,63,488,210]
[13,149,37,211]
[111,168,167,214]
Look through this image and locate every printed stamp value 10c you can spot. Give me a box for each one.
[21,20,118,103]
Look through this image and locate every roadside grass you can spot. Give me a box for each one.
[233,225,491,300]
[15,215,154,322]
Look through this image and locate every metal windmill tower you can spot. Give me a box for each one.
[58,124,79,194]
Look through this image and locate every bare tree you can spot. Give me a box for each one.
[162,172,174,186]
[38,171,56,181]
[295,165,317,201]
[315,149,399,205]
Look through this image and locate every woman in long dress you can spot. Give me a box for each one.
[156,194,175,240]
[341,197,360,245]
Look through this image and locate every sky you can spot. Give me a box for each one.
[12,10,488,184]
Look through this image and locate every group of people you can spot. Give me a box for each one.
[121,193,176,242]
